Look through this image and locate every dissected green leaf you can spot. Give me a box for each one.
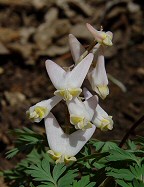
[73,176,95,187]
[6,127,47,159]
[107,148,139,163]
[52,164,66,181]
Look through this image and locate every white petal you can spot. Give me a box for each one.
[92,104,108,125]
[67,98,86,117]
[83,87,93,100]
[65,125,96,156]
[69,34,85,63]
[93,52,108,85]
[67,53,94,88]
[36,96,62,110]
[44,113,68,154]
[86,23,104,42]
[83,95,98,119]
[45,60,66,89]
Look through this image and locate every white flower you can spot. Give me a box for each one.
[86,23,113,46]
[88,47,109,99]
[67,96,97,130]
[69,34,86,64]
[83,88,113,131]
[68,34,99,64]
[26,96,61,122]
[45,113,96,164]
[69,34,109,99]
[45,53,93,101]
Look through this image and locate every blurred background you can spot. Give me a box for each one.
[0,0,144,185]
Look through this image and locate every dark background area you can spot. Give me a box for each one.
[0,0,144,185]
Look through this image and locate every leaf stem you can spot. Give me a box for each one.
[119,115,144,148]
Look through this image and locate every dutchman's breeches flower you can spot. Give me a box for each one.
[69,34,109,99]
[67,96,97,130]
[45,53,94,101]
[83,88,113,131]
[26,96,62,122]
[86,23,113,46]
[45,113,96,164]
[88,47,109,99]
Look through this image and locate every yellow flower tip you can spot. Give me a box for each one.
[97,85,109,100]
[64,156,77,164]
[99,33,113,46]
[99,116,113,131]
[35,106,48,119]
[47,150,77,164]
[70,116,92,130]
[54,88,82,101]
[27,106,48,122]
[47,150,62,161]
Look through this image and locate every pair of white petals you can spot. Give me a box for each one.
[45,112,96,163]
[45,53,94,101]
[27,53,94,122]
[83,88,113,131]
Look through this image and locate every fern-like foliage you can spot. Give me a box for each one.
[2,127,144,187]
[6,127,47,159]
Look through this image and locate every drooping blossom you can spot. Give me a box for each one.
[67,96,97,130]
[83,88,113,131]
[45,53,93,101]
[69,34,109,99]
[45,113,96,164]
[88,47,109,99]
[26,96,61,123]
[86,23,113,46]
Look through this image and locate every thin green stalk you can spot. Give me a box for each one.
[76,39,97,64]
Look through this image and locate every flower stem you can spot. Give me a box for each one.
[119,115,144,148]
[76,39,97,64]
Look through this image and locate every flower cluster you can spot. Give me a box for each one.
[27,24,114,164]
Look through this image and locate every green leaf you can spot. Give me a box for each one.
[73,176,95,187]
[6,127,47,158]
[38,182,55,187]
[127,140,137,151]
[90,140,118,153]
[58,169,78,187]
[107,148,139,163]
[116,179,132,187]
[52,163,66,181]
[27,159,54,183]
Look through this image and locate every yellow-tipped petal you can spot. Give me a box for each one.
[47,150,77,164]
[99,116,113,131]
[47,150,62,161]
[70,115,93,130]
[27,106,48,122]
[64,156,77,164]
[103,35,113,46]
[54,88,82,101]
[97,85,109,99]
[70,116,83,125]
